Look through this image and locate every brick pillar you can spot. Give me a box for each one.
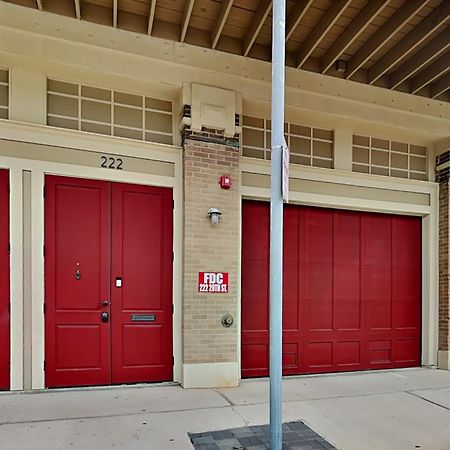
[182,128,240,387]
[437,151,450,368]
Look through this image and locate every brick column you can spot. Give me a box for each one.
[180,84,241,387]
[436,151,450,369]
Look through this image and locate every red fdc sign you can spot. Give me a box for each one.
[198,272,229,293]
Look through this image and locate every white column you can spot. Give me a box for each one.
[333,128,353,171]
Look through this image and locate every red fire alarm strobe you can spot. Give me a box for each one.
[219,175,231,189]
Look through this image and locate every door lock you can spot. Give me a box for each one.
[101,300,110,306]
[101,312,109,323]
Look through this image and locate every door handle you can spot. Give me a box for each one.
[101,300,109,306]
[101,312,109,323]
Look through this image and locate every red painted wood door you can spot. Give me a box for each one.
[0,169,9,390]
[241,200,421,378]
[111,182,173,384]
[45,176,173,387]
[45,176,111,387]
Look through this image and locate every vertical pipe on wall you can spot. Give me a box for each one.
[270,0,286,447]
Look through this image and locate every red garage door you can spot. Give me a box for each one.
[241,200,421,378]
[45,176,173,388]
[0,169,9,390]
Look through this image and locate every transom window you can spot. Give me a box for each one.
[352,135,427,181]
[47,79,173,145]
[242,115,334,169]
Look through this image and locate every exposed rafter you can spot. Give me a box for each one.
[36,0,43,11]
[320,0,390,74]
[296,0,352,69]
[368,1,450,85]
[148,0,157,35]
[431,71,450,98]
[211,0,233,49]
[410,52,450,94]
[113,0,118,28]
[243,0,272,57]
[180,0,195,43]
[285,0,313,43]
[345,0,429,80]
[390,31,450,89]
[74,0,81,20]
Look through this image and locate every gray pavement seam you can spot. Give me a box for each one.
[406,391,450,411]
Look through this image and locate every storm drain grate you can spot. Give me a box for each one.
[188,421,337,449]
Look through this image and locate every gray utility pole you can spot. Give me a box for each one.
[269,0,286,447]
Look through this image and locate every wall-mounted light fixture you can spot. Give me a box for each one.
[335,59,347,73]
[208,208,222,225]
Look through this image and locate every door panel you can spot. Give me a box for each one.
[45,176,111,387]
[0,169,9,390]
[241,200,421,378]
[111,183,173,384]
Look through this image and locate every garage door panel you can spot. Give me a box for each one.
[242,343,268,375]
[334,213,360,265]
[361,265,391,301]
[334,297,362,330]
[367,300,392,330]
[392,217,421,268]
[242,202,269,260]
[392,338,420,364]
[335,341,361,368]
[282,342,299,370]
[334,264,360,300]
[392,300,420,329]
[306,227,333,264]
[362,215,391,266]
[283,261,299,330]
[0,169,9,390]
[242,262,268,331]
[392,266,421,301]
[305,341,333,369]
[241,201,421,378]
[369,340,392,365]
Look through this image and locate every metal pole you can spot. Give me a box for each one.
[270,0,286,447]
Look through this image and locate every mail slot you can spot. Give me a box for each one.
[131,314,156,322]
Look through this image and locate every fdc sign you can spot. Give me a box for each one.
[198,272,229,293]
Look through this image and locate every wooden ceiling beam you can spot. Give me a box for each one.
[148,0,157,35]
[180,0,195,43]
[211,0,233,49]
[345,0,429,80]
[74,0,81,19]
[285,0,313,43]
[431,71,450,98]
[368,1,450,84]
[296,0,352,69]
[243,0,272,57]
[390,30,450,89]
[320,0,390,74]
[36,0,43,10]
[410,52,450,94]
[113,0,118,27]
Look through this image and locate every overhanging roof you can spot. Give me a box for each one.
[3,0,450,102]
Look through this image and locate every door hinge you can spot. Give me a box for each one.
[172,251,174,262]
[43,186,46,198]
[43,245,46,257]
[8,243,10,254]
[43,303,46,314]
[7,182,10,194]
[172,199,175,210]
[43,361,46,371]
[172,356,174,366]
[172,304,174,314]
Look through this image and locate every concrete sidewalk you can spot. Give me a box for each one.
[1,368,450,450]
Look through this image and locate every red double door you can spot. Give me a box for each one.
[0,169,9,390]
[45,176,173,388]
[242,200,422,378]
